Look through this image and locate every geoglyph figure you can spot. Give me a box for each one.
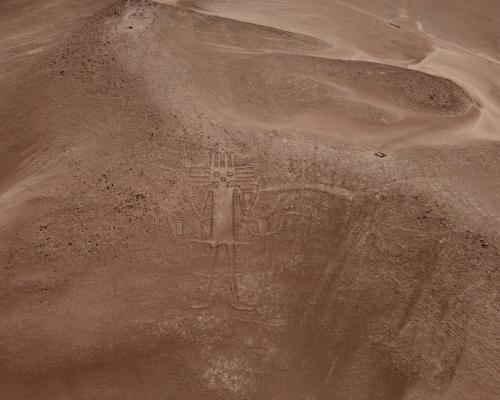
[179,150,354,311]
[184,151,258,310]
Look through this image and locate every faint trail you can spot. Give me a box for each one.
[261,183,353,200]
[332,0,500,66]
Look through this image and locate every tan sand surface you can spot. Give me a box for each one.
[1,1,499,399]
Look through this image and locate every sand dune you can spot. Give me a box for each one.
[0,1,499,399]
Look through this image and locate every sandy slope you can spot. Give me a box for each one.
[0,1,499,399]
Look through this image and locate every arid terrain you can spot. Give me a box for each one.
[0,1,499,399]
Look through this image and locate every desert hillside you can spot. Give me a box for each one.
[0,1,499,399]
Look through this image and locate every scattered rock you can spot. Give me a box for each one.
[480,239,489,249]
